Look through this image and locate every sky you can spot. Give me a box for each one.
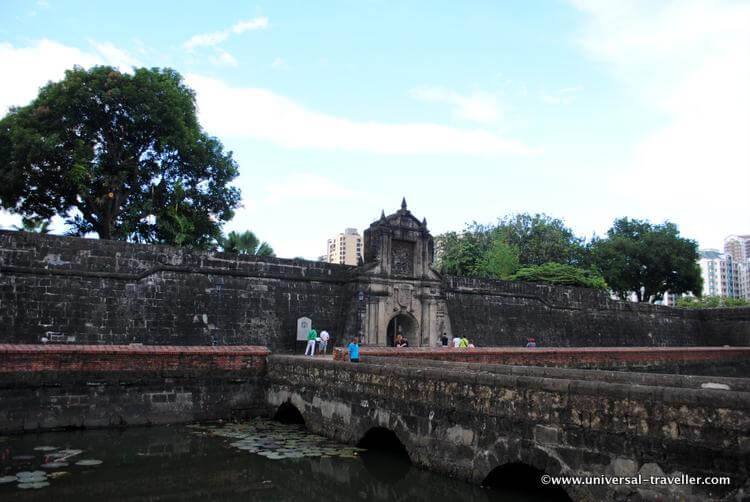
[0,0,748,259]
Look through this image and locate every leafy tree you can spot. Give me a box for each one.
[220,231,275,257]
[489,213,587,266]
[509,262,608,290]
[13,217,51,234]
[475,236,520,279]
[676,296,749,309]
[591,218,702,302]
[0,65,240,246]
[435,230,488,276]
[436,212,586,277]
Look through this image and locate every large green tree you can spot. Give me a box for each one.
[0,65,240,247]
[220,231,275,257]
[591,218,702,302]
[436,212,586,277]
[489,213,587,266]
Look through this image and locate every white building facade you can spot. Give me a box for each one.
[325,228,363,266]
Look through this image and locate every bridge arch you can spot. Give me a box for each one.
[386,312,419,347]
[272,401,305,425]
[482,462,573,501]
[357,426,411,461]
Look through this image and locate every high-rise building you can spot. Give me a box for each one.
[699,249,739,298]
[723,235,750,299]
[325,228,362,266]
[724,235,750,262]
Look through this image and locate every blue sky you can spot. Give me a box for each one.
[1,0,748,258]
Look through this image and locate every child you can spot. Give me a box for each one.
[348,336,360,362]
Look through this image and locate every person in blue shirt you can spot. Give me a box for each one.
[347,336,360,362]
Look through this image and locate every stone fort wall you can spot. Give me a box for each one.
[1,231,748,349]
[444,276,750,347]
[0,231,356,352]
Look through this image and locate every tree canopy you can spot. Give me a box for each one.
[509,262,608,290]
[0,65,240,248]
[591,218,702,302]
[220,231,275,257]
[487,213,587,266]
[435,212,585,278]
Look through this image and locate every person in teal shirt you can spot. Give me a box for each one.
[305,328,317,356]
[347,336,360,362]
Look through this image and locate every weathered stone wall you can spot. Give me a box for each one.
[0,231,355,352]
[266,355,750,502]
[331,346,750,377]
[0,344,269,433]
[2,231,749,351]
[444,276,750,347]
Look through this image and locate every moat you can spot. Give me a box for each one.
[0,421,563,502]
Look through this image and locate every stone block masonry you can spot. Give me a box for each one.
[1,230,749,350]
[0,230,354,351]
[331,346,750,377]
[444,276,750,347]
[0,345,269,433]
[266,355,750,501]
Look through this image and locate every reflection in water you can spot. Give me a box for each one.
[0,423,562,501]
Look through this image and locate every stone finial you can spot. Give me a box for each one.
[401,197,407,210]
[422,217,427,227]
[380,210,387,222]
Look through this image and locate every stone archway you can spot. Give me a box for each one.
[387,313,418,347]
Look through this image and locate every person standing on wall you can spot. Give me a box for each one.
[305,327,318,356]
[319,329,330,355]
[348,336,360,362]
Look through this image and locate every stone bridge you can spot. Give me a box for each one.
[266,355,750,502]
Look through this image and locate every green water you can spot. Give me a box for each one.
[0,421,565,501]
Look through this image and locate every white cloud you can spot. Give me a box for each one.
[0,39,140,116]
[571,0,750,245]
[271,57,287,70]
[0,211,22,230]
[88,40,142,69]
[183,17,269,51]
[541,85,584,105]
[186,75,536,155]
[210,49,238,67]
[410,86,502,124]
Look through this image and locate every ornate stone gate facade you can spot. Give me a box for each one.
[354,199,452,347]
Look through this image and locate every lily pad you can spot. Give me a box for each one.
[17,481,50,489]
[16,471,46,479]
[0,476,17,484]
[47,471,70,480]
[41,462,69,469]
[33,446,58,452]
[75,459,103,466]
[12,455,35,461]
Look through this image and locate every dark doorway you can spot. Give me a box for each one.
[272,402,305,425]
[482,462,573,501]
[386,314,418,347]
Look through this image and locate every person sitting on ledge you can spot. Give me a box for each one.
[395,334,409,348]
[459,336,469,348]
[441,333,449,347]
[526,338,537,348]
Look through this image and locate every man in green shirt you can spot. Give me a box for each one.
[304,327,318,356]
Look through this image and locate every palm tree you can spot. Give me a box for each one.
[220,230,275,257]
